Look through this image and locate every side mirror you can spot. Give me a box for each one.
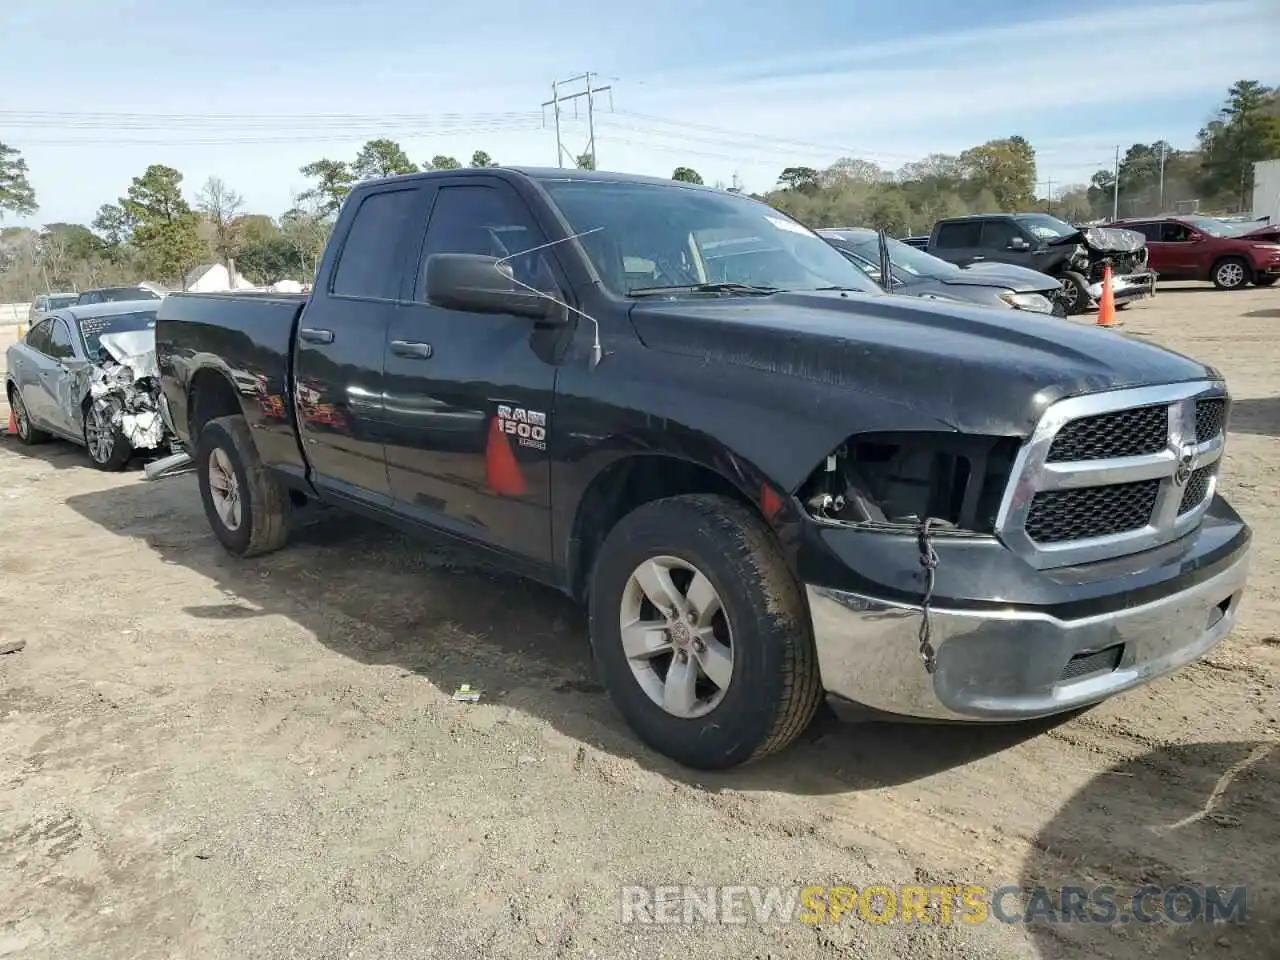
[424,253,555,322]
[1007,237,1031,251]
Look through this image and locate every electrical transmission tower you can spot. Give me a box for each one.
[541,73,613,169]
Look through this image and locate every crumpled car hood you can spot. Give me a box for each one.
[98,330,160,381]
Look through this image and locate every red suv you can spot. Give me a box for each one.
[1106,215,1280,290]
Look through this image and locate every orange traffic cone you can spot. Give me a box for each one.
[6,408,16,436]
[1096,264,1118,328]
[484,416,526,497]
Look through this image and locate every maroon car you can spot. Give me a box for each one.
[1106,215,1280,290]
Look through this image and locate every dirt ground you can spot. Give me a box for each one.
[2,284,1278,960]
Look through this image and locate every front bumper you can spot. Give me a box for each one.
[806,523,1250,722]
[1087,269,1156,306]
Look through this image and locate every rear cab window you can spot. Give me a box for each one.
[330,188,422,301]
[935,221,982,248]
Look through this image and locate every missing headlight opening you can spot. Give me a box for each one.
[799,431,1021,534]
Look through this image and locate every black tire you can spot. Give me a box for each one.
[1255,276,1277,287]
[83,399,134,471]
[7,384,50,445]
[588,493,823,770]
[1211,257,1251,290]
[1058,271,1092,315]
[195,414,291,557]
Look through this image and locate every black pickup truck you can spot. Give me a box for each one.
[156,167,1251,770]
[925,213,1158,314]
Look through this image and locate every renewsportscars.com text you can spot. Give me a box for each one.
[619,884,1248,926]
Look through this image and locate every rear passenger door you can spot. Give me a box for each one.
[292,185,430,507]
[932,220,984,267]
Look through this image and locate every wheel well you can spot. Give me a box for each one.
[1213,255,1252,277]
[188,368,242,440]
[568,454,755,601]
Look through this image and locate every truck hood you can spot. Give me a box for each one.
[628,291,1216,438]
[945,261,1060,293]
[1052,226,1147,253]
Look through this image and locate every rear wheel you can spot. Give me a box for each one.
[83,399,133,471]
[1212,257,1251,290]
[588,494,823,770]
[7,385,50,445]
[195,415,291,557]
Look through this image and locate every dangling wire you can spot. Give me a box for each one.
[916,517,940,674]
[495,226,607,367]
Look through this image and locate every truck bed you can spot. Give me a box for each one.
[155,291,308,478]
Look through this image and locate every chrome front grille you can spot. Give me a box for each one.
[995,381,1229,569]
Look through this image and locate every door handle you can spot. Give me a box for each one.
[299,327,335,344]
[390,340,433,359]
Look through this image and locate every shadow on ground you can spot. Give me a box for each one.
[64,477,1065,797]
[0,434,174,473]
[1228,397,1280,438]
[1022,741,1278,957]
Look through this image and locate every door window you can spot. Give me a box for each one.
[47,319,76,359]
[415,185,557,298]
[25,319,53,354]
[1160,222,1192,242]
[330,188,420,301]
[935,221,981,248]
[979,220,1024,249]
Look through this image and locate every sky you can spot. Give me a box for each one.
[3,0,1277,227]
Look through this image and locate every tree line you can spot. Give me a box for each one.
[2,80,1275,301]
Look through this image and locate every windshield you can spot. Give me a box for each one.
[1186,217,1243,238]
[1015,214,1080,240]
[838,233,960,283]
[77,309,157,358]
[537,178,881,296]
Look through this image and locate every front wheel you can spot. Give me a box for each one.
[588,494,823,770]
[195,415,291,557]
[1212,257,1251,290]
[1058,272,1091,315]
[84,399,134,471]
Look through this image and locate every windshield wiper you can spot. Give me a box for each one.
[628,282,782,297]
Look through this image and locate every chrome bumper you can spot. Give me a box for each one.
[1087,271,1156,304]
[806,546,1250,721]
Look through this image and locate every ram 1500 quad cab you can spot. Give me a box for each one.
[156,168,1252,770]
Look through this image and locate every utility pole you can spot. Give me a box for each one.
[541,72,613,169]
[547,80,563,167]
[1112,145,1121,221]
[1158,141,1167,212]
